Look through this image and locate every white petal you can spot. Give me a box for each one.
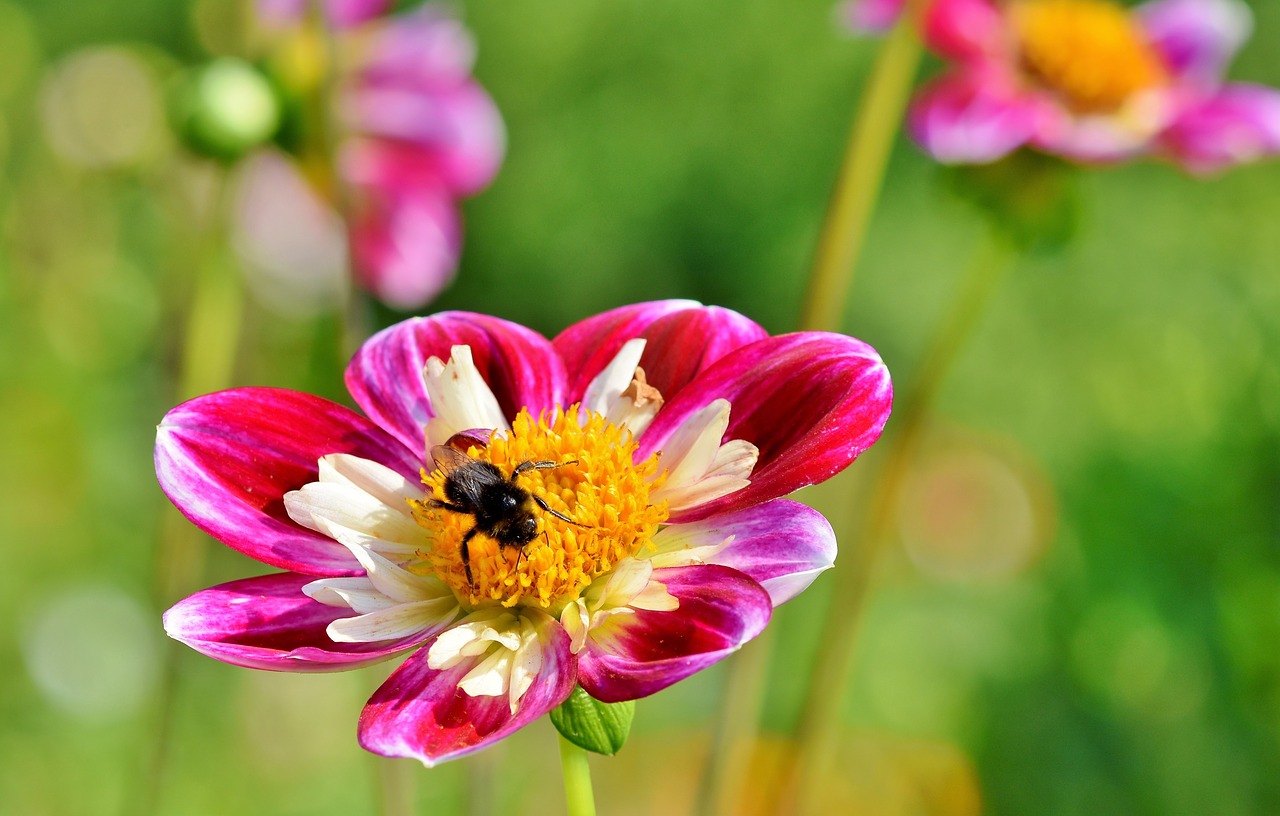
[318,454,424,511]
[559,599,590,655]
[458,648,512,698]
[427,610,519,670]
[326,597,459,643]
[507,620,543,712]
[285,482,427,550]
[582,338,646,417]
[650,475,753,514]
[629,578,679,612]
[659,400,731,487]
[314,522,449,605]
[303,576,398,613]
[705,439,759,481]
[647,524,735,569]
[423,345,509,451]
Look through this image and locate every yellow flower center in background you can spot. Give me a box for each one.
[1013,0,1167,113]
[412,407,668,612]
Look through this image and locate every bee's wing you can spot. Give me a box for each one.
[430,430,491,474]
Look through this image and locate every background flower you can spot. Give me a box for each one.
[852,0,1280,171]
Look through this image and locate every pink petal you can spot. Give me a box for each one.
[637,333,892,522]
[1160,84,1280,173]
[358,621,575,765]
[576,565,772,703]
[838,0,907,35]
[346,171,462,310]
[922,0,1006,61]
[156,388,420,576]
[163,573,427,672]
[345,313,567,461]
[909,70,1041,164]
[664,500,837,606]
[346,83,505,197]
[1138,0,1252,86]
[553,301,768,404]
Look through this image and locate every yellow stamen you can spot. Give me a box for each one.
[410,406,669,613]
[1013,0,1167,113]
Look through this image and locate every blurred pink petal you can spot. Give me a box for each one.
[838,0,907,35]
[1160,84,1280,173]
[1138,0,1252,86]
[922,0,1005,61]
[909,72,1040,163]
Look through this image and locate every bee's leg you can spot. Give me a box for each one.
[512,459,579,478]
[428,498,470,514]
[460,526,480,586]
[532,495,592,528]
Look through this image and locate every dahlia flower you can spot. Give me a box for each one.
[844,0,1280,172]
[159,302,892,765]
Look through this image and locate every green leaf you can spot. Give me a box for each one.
[549,686,635,756]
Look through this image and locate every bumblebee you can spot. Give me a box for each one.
[428,441,583,585]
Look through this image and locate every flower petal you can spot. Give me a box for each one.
[922,0,1005,61]
[163,573,425,672]
[1139,0,1252,86]
[155,388,420,576]
[649,500,836,606]
[637,333,892,521]
[908,71,1041,164]
[346,312,567,461]
[284,454,428,556]
[358,615,575,765]
[838,0,907,35]
[1160,84,1280,173]
[576,565,772,703]
[554,301,768,404]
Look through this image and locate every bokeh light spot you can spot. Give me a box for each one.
[39,46,165,169]
[21,583,159,722]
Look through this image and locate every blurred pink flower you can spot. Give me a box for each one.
[337,8,505,308]
[845,0,1280,172]
[158,302,893,765]
[258,0,390,28]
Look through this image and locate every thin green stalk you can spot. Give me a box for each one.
[558,735,598,816]
[783,230,1016,816]
[138,171,241,816]
[697,8,926,815]
[797,5,926,333]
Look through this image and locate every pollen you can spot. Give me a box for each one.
[411,406,669,613]
[1012,0,1167,113]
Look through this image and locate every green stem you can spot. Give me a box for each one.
[139,170,240,816]
[698,10,926,815]
[558,735,598,816]
[797,6,925,332]
[783,229,1016,816]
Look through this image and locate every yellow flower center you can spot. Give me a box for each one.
[1013,0,1167,113]
[410,407,669,612]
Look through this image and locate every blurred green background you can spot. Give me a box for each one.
[2,0,1279,814]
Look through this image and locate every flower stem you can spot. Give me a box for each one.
[698,10,926,815]
[783,228,1016,815]
[139,170,240,816]
[558,735,598,816]
[797,6,925,333]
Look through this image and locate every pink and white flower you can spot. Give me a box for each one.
[158,302,892,765]
[848,0,1280,172]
